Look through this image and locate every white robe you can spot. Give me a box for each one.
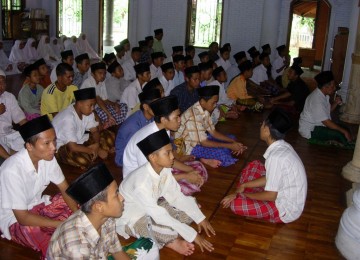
[37,35,60,69]
[9,40,27,64]
[0,44,20,75]
[23,38,39,63]
[76,33,100,60]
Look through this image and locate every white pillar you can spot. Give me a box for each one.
[260,0,281,61]
[340,6,360,124]
[104,0,114,46]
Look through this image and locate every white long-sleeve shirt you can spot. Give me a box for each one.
[116,162,205,242]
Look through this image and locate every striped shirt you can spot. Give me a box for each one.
[264,140,307,223]
[47,210,122,259]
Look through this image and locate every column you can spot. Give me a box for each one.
[260,0,281,61]
[341,6,360,206]
[104,0,114,46]
[340,6,360,124]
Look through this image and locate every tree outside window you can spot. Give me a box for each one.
[58,0,82,37]
[187,0,223,48]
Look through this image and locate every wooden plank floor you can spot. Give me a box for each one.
[0,75,354,259]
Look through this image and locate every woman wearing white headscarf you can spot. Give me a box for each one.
[9,40,28,71]
[0,41,20,75]
[50,37,62,59]
[64,38,80,57]
[37,35,60,69]
[23,38,39,63]
[59,35,67,51]
[77,33,100,60]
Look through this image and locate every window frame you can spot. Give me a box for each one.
[1,0,25,39]
[185,0,224,49]
[56,0,83,37]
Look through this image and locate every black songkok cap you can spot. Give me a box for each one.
[259,52,269,60]
[267,108,293,134]
[185,45,195,52]
[150,95,179,117]
[132,47,142,53]
[233,51,246,61]
[173,54,185,63]
[276,44,286,52]
[161,62,174,72]
[290,65,304,76]
[143,78,161,92]
[198,61,212,71]
[107,60,121,73]
[137,129,170,157]
[151,52,164,60]
[134,62,150,75]
[120,38,130,45]
[138,40,147,47]
[198,51,209,59]
[114,44,124,53]
[33,58,46,69]
[19,115,53,141]
[250,50,260,59]
[91,62,106,72]
[184,55,192,62]
[197,85,220,97]
[75,53,89,64]
[172,46,183,53]
[219,46,229,54]
[66,163,114,205]
[314,71,334,87]
[103,53,116,63]
[138,88,161,103]
[74,88,96,101]
[262,44,270,50]
[145,36,154,41]
[212,66,225,78]
[238,60,253,72]
[184,65,200,76]
[293,57,302,65]
[61,50,73,59]
[154,28,163,35]
[247,46,257,55]
[23,64,37,77]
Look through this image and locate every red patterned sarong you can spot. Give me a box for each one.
[9,193,72,259]
[230,160,282,223]
[172,161,208,196]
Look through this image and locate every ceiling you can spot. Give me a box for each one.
[292,1,317,18]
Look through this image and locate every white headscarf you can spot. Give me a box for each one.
[23,38,39,62]
[37,35,57,61]
[9,40,27,63]
[50,37,62,59]
[59,35,67,51]
[64,38,80,57]
[0,41,20,74]
[77,33,100,59]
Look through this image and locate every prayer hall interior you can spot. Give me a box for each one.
[1,0,360,259]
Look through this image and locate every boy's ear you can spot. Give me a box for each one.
[148,152,156,163]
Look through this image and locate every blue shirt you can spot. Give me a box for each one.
[170,83,199,113]
[173,70,185,88]
[115,110,153,166]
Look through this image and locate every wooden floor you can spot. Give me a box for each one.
[0,74,355,259]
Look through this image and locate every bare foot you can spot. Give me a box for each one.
[166,238,195,256]
[200,158,221,168]
[98,149,108,159]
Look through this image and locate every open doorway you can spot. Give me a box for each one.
[287,0,331,71]
[99,0,129,55]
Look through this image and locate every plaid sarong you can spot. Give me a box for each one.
[230,160,282,223]
[95,103,128,128]
[9,193,72,259]
[171,160,208,196]
[191,134,238,167]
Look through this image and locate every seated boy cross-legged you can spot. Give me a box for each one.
[53,88,115,169]
[222,108,307,223]
[116,129,215,256]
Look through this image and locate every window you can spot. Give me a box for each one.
[1,0,24,39]
[187,0,223,48]
[58,0,82,36]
